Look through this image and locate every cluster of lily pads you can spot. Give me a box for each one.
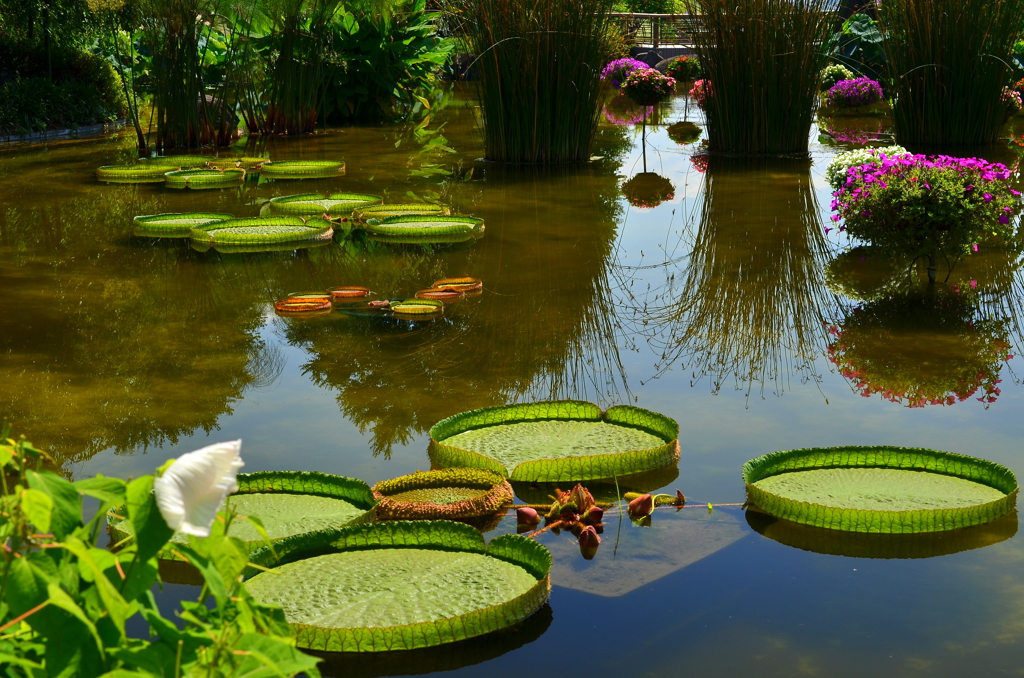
[109,399,1018,655]
[97,156,347,188]
[273,276,483,320]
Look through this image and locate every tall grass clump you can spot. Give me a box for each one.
[450,0,615,163]
[683,0,835,154]
[879,0,1024,147]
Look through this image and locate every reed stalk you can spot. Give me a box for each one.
[449,0,615,163]
[879,0,1024,148]
[683,0,835,155]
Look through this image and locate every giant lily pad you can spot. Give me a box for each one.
[132,212,233,238]
[142,155,215,167]
[260,160,345,178]
[164,168,246,189]
[365,215,484,238]
[96,165,168,183]
[244,521,552,652]
[190,217,333,247]
[269,192,382,214]
[108,470,376,555]
[429,401,680,482]
[372,469,513,521]
[352,203,450,221]
[743,446,1019,533]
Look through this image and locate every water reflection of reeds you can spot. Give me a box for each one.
[640,157,840,399]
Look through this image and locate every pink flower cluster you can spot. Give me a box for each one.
[689,79,711,109]
[825,77,884,108]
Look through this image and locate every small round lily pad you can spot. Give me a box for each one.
[244,521,552,652]
[328,286,371,299]
[392,299,443,318]
[429,400,680,482]
[433,277,482,292]
[416,288,465,301]
[743,446,1019,533]
[372,469,513,521]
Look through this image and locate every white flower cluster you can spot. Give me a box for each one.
[824,145,910,191]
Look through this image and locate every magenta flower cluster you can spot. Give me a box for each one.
[825,77,884,108]
[621,67,676,106]
[600,58,648,90]
[829,152,1021,259]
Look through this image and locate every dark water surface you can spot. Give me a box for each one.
[3,90,1024,677]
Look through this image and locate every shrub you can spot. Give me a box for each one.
[824,145,910,190]
[665,55,702,81]
[825,76,883,108]
[601,57,648,89]
[821,63,854,91]
[829,153,1022,271]
[621,67,675,106]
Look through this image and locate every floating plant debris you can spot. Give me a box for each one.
[244,521,551,652]
[743,446,1019,533]
[429,401,680,482]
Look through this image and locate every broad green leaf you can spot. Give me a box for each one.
[232,633,322,678]
[0,445,14,468]
[207,534,249,585]
[173,545,229,607]
[125,476,174,563]
[20,489,53,534]
[743,446,1019,533]
[27,471,81,539]
[244,522,549,653]
[429,401,680,482]
[74,476,127,504]
[62,538,131,635]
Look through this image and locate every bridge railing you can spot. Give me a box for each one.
[608,13,706,49]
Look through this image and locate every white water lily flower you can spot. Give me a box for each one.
[154,439,244,537]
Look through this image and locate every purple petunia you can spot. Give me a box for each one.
[825,77,884,108]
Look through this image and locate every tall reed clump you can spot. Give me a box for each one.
[879,0,1024,148]
[449,0,615,163]
[683,0,835,155]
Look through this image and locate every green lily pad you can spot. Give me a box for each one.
[96,165,168,183]
[269,193,382,214]
[244,521,551,652]
[207,157,269,170]
[260,160,345,178]
[190,217,333,246]
[164,168,246,189]
[132,212,234,238]
[352,203,450,221]
[743,446,1019,533]
[365,215,484,238]
[142,155,215,167]
[108,470,376,557]
[429,400,680,482]
[372,468,513,521]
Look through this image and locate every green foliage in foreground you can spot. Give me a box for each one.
[0,425,321,678]
[743,446,1019,533]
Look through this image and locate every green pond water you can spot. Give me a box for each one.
[3,89,1024,676]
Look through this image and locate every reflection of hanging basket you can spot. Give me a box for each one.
[602,94,653,126]
[666,121,702,145]
[621,172,675,208]
[827,288,1013,407]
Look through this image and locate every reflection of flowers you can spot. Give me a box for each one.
[819,117,885,145]
[827,288,1012,407]
[621,172,676,208]
[690,153,709,173]
[603,94,653,126]
[666,120,702,145]
[824,246,903,302]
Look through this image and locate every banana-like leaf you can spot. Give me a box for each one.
[269,192,382,214]
[142,155,215,167]
[743,446,1019,533]
[429,400,681,482]
[244,521,551,652]
[745,504,1017,559]
[260,160,346,178]
[372,469,513,520]
[190,217,333,245]
[132,212,233,238]
[365,215,484,238]
[352,203,450,220]
[164,168,246,189]
[108,471,376,559]
[96,165,168,183]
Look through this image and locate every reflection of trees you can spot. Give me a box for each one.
[282,167,632,457]
[639,157,839,398]
[0,190,283,471]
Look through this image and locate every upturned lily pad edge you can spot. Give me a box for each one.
[742,445,1020,534]
[427,400,680,482]
[372,468,514,520]
[245,520,552,653]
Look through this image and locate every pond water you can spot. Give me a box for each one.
[3,88,1024,677]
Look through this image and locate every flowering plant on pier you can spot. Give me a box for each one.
[829,153,1021,263]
